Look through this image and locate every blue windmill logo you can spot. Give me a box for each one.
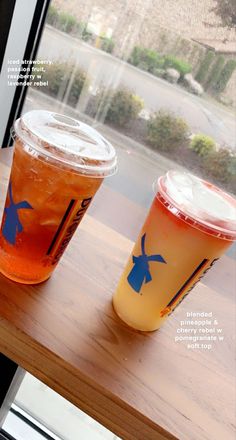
[127,233,166,293]
[2,182,33,245]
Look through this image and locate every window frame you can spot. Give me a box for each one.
[0,0,51,148]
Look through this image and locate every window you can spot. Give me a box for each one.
[1,0,235,438]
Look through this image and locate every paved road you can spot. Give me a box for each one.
[37,26,236,149]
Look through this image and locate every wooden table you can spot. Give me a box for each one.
[0,147,235,440]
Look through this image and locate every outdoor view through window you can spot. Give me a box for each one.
[24,0,236,220]
[4,0,235,439]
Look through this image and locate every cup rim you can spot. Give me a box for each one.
[12,111,118,178]
[153,171,236,241]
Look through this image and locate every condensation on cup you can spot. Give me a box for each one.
[0,110,117,284]
[113,170,236,331]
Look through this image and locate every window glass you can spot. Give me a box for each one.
[9,0,235,438]
[23,0,236,215]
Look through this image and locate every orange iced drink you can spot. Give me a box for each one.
[0,111,117,284]
[113,171,236,331]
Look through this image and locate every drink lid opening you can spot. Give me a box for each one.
[13,110,117,177]
[156,170,236,240]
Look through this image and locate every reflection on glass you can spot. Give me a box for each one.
[24,0,236,204]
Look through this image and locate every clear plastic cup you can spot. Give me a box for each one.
[0,110,117,284]
[113,170,236,331]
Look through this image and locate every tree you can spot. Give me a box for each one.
[213,59,236,93]
[195,51,215,84]
[213,0,236,28]
[205,55,225,90]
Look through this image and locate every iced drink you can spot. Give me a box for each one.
[0,111,117,284]
[113,171,236,331]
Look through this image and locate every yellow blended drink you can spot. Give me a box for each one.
[113,171,236,331]
[0,111,117,284]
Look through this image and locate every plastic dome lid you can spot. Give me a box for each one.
[157,170,236,240]
[13,110,117,177]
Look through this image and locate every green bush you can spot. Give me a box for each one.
[46,8,93,41]
[128,46,164,73]
[100,37,114,53]
[195,51,215,84]
[190,134,216,157]
[129,47,191,77]
[46,5,59,26]
[128,46,143,66]
[205,55,225,90]
[36,62,88,104]
[147,110,189,151]
[163,55,192,76]
[67,68,88,106]
[56,12,78,34]
[204,148,236,184]
[96,87,144,126]
[214,59,236,94]
[38,62,70,97]
[142,49,164,73]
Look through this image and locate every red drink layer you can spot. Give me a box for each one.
[0,111,117,284]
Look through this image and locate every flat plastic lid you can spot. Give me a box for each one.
[157,170,236,240]
[13,110,117,177]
